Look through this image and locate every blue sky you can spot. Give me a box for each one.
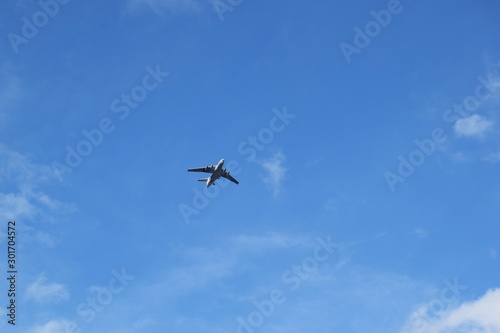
[1,0,500,332]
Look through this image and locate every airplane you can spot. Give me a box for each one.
[187,158,239,188]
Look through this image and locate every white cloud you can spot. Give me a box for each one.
[131,316,156,330]
[0,192,37,220]
[324,197,338,212]
[139,231,322,305]
[230,232,306,252]
[401,288,500,333]
[157,245,239,296]
[482,65,500,94]
[125,0,203,15]
[260,151,288,197]
[322,193,368,215]
[451,152,469,163]
[26,276,70,303]
[484,151,500,163]
[454,114,494,138]
[159,232,305,295]
[306,155,325,168]
[0,143,52,188]
[0,143,76,222]
[414,228,429,239]
[240,265,422,333]
[28,320,78,333]
[34,231,58,247]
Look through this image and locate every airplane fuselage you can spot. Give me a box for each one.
[188,158,238,187]
[206,159,224,187]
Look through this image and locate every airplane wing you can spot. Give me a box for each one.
[187,165,215,173]
[221,169,239,185]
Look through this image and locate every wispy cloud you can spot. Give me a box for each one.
[490,248,497,260]
[34,230,58,247]
[245,265,423,333]
[401,288,500,333]
[125,0,204,15]
[0,192,36,220]
[26,276,70,303]
[19,225,59,247]
[260,151,288,197]
[484,151,500,163]
[454,114,494,139]
[154,232,305,296]
[483,62,500,97]
[0,143,76,222]
[306,155,325,168]
[155,244,239,296]
[414,228,429,239]
[230,232,307,252]
[0,143,52,189]
[322,193,369,215]
[131,316,156,330]
[324,197,338,212]
[28,319,78,333]
[131,231,324,314]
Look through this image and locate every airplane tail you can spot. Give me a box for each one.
[198,178,209,182]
